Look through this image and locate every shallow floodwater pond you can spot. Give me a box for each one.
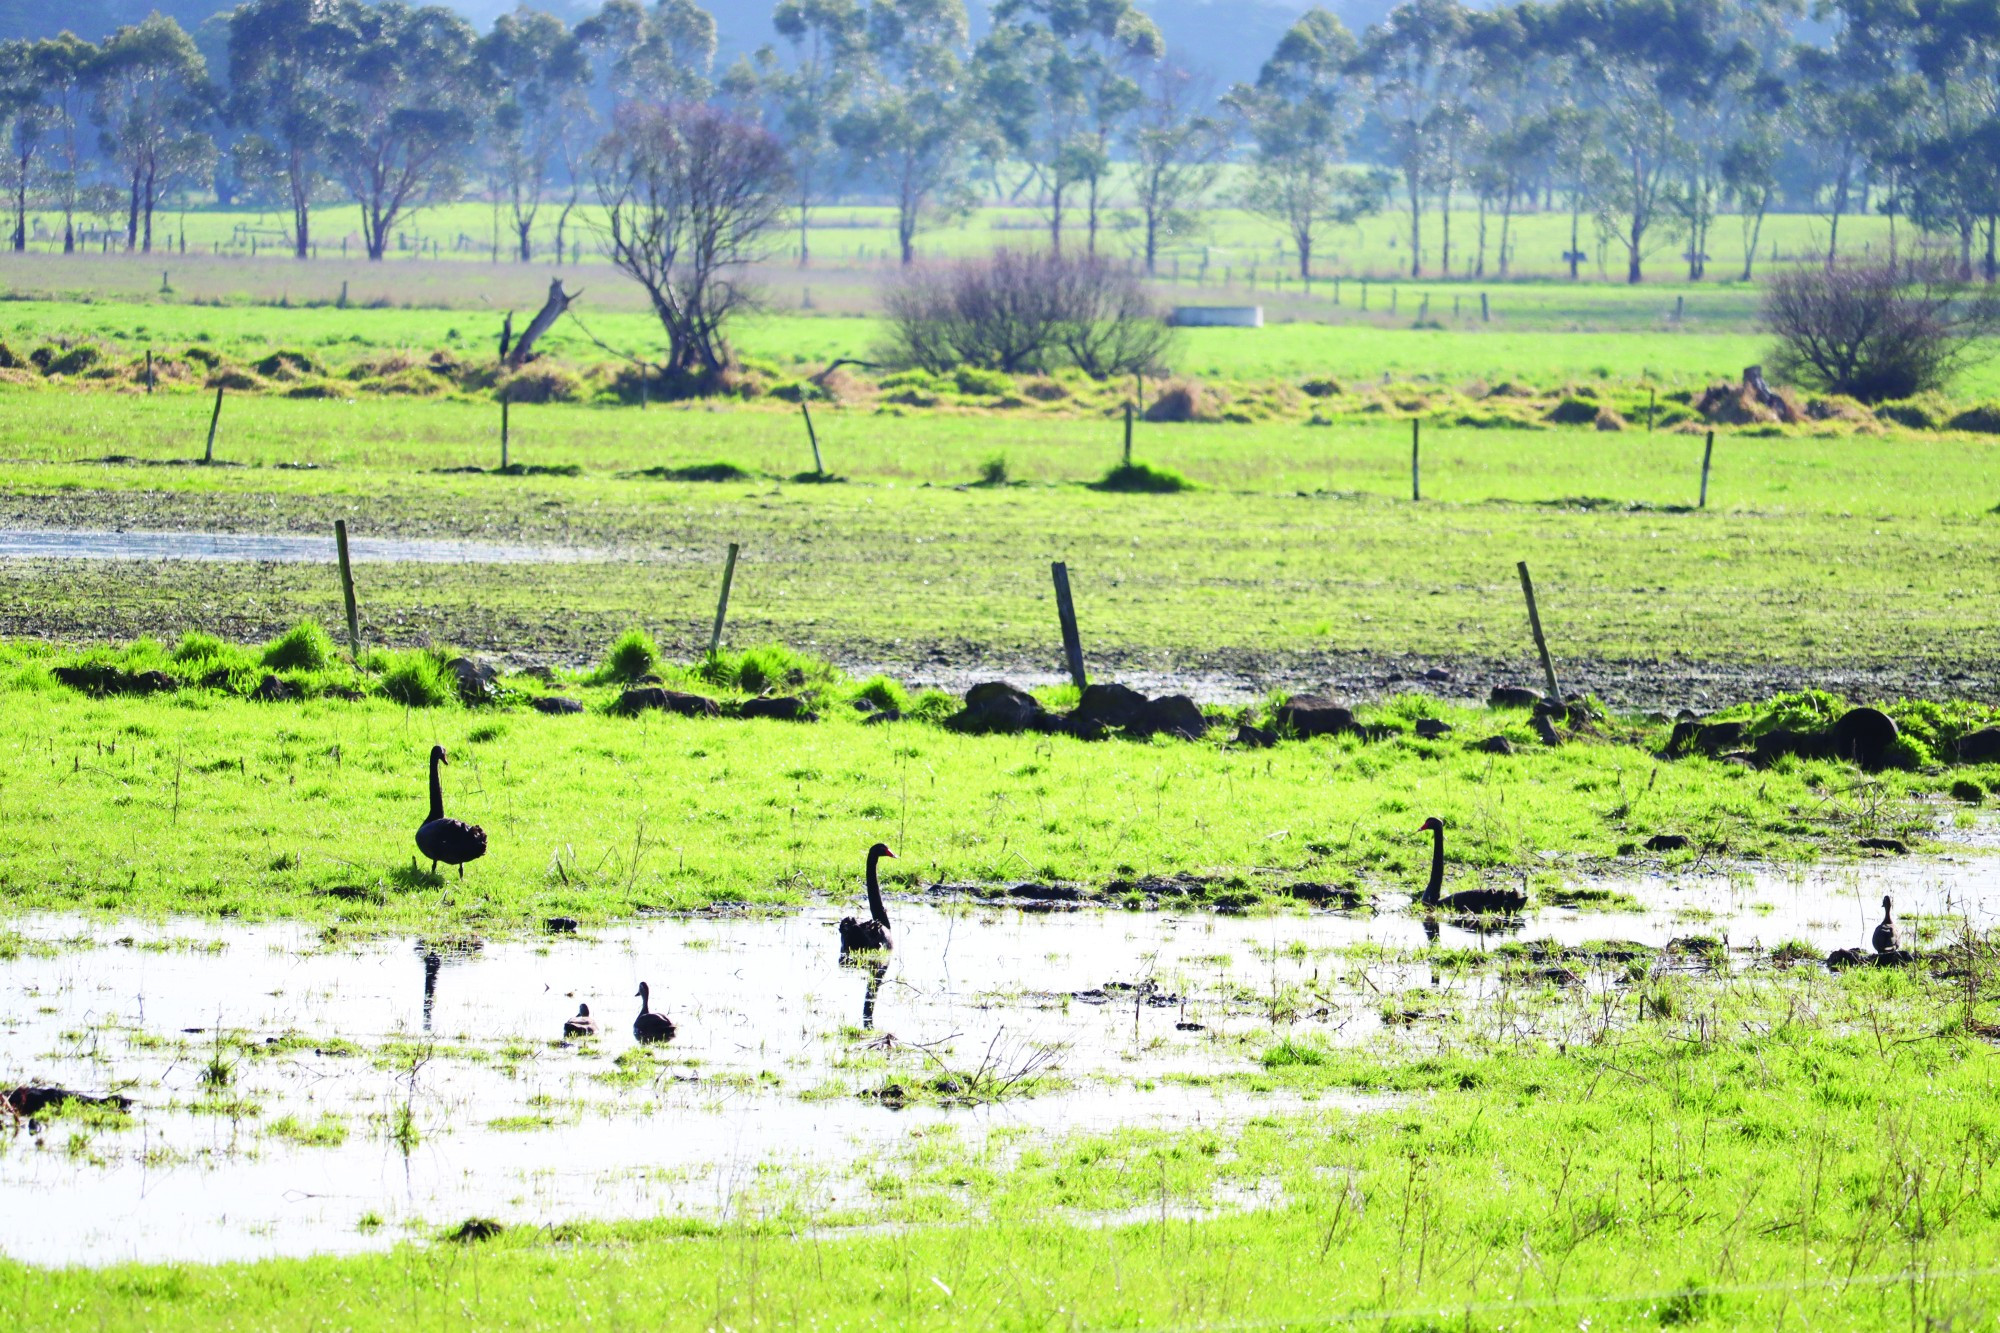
[1,847,1995,1268]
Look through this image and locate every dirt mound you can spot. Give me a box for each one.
[1694,379,1802,425]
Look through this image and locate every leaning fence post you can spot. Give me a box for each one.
[203,385,224,463]
[1123,403,1133,468]
[708,543,740,659]
[801,403,823,476]
[1050,561,1087,691]
[1411,419,1421,502]
[334,519,361,661]
[1517,561,1562,703]
[1699,431,1714,509]
[500,399,510,471]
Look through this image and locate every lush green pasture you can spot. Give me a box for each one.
[0,670,1941,927]
[0,393,1992,676]
[15,966,2000,1330]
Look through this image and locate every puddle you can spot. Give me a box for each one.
[0,528,603,565]
[3,850,1996,1268]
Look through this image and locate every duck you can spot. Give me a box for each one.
[632,982,675,1042]
[416,745,487,879]
[1417,817,1527,915]
[838,842,897,955]
[1872,895,1898,954]
[563,1003,596,1038]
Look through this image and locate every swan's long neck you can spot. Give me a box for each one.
[866,852,890,927]
[1424,826,1444,905]
[427,752,444,824]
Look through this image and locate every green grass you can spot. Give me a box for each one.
[0,659,1967,928]
[16,959,2000,1328]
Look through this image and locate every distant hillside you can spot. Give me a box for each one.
[0,0,1382,89]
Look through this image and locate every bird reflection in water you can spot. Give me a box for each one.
[857,958,889,1031]
[421,950,441,1032]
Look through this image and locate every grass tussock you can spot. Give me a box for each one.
[1092,461,1193,494]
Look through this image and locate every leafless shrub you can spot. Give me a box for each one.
[883,250,1175,379]
[1765,260,2000,403]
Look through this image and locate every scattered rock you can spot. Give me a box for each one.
[2,1085,132,1116]
[612,687,720,718]
[1414,718,1452,739]
[530,696,584,715]
[740,695,816,722]
[1669,720,1742,756]
[948,681,1047,735]
[1488,686,1542,709]
[1857,836,1908,854]
[1280,882,1364,907]
[1644,833,1690,852]
[1533,712,1563,746]
[445,656,500,705]
[1470,735,1515,755]
[543,916,579,934]
[1423,667,1451,682]
[1873,947,1915,966]
[1830,707,1899,769]
[1825,947,1866,970]
[251,674,299,702]
[862,708,903,725]
[1274,694,1360,738]
[1073,682,1150,730]
[1233,724,1277,749]
[1956,728,2000,763]
[1132,694,1208,740]
[1009,882,1083,901]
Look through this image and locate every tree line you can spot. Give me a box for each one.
[2,0,1997,283]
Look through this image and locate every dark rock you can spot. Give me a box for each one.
[1470,735,1514,755]
[1489,686,1543,709]
[1074,682,1150,729]
[1273,694,1360,738]
[1857,836,1907,854]
[1830,707,1899,768]
[1059,714,1110,741]
[1233,724,1277,749]
[52,664,123,694]
[612,687,720,718]
[1675,708,1700,723]
[1825,947,1866,970]
[1873,947,1915,966]
[251,674,299,702]
[1751,727,1828,765]
[445,656,500,705]
[1644,833,1690,852]
[1423,667,1451,682]
[1414,718,1452,739]
[949,681,1046,735]
[1131,694,1208,740]
[1691,721,1744,754]
[1281,882,1364,907]
[1533,712,1564,746]
[1009,882,1082,901]
[2,1085,132,1116]
[1956,727,2000,763]
[530,695,585,715]
[741,695,816,722]
[862,708,903,725]
[543,916,579,934]
[127,669,175,695]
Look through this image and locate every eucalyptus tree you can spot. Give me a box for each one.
[759,0,866,266]
[328,2,486,261]
[1226,7,1380,279]
[835,0,975,264]
[1357,0,1476,278]
[1460,3,1540,277]
[92,14,214,253]
[1124,62,1226,274]
[479,8,589,262]
[0,40,51,251]
[978,0,1163,254]
[227,0,354,258]
[577,0,718,109]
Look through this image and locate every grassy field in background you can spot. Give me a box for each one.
[25,197,1897,282]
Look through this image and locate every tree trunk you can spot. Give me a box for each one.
[1048,181,1064,257]
[1085,175,1099,258]
[141,166,155,254]
[12,166,24,253]
[125,171,140,250]
[1498,185,1515,278]
[1145,205,1158,276]
[1405,167,1422,277]
[1826,160,1848,271]
[506,278,578,368]
[1741,200,1766,281]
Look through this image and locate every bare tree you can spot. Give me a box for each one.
[1124,64,1225,276]
[593,101,788,379]
[1765,260,2000,402]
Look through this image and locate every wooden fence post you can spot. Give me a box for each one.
[801,403,823,476]
[203,385,224,463]
[145,349,154,394]
[708,543,740,658]
[1051,561,1086,691]
[1647,387,1656,432]
[1699,431,1714,509]
[1123,403,1133,468]
[500,399,510,471]
[1411,419,1421,502]
[334,519,361,661]
[1517,561,1562,702]
[1480,291,1490,322]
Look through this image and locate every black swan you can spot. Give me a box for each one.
[1417,817,1527,915]
[563,1004,596,1038]
[1872,895,1898,954]
[632,982,675,1042]
[416,745,487,878]
[839,843,897,955]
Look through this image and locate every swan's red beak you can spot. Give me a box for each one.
[884,849,898,859]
